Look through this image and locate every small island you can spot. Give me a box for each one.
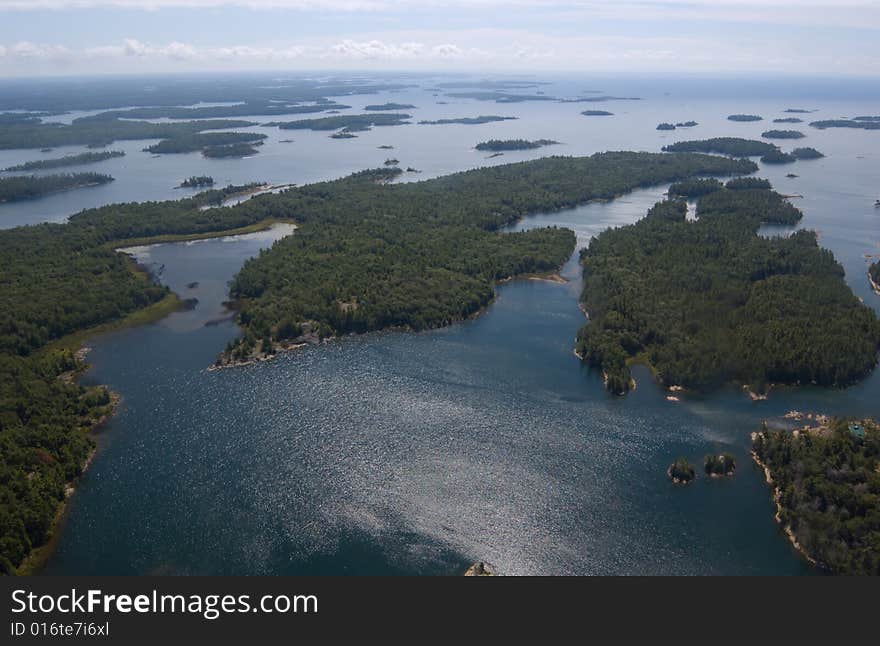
[364,102,416,111]
[267,113,411,132]
[656,122,676,131]
[330,131,357,139]
[418,116,517,125]
[384,158,400,166]
[178,176,215,188]
[773,117,803,123]
[662,137,778,157]
[761,129,806,139]
[728,114,763,122]
[675,121,698,127]
[704,454,736,477]
[202,143,260,158]
[3,150,124,172]
[667,178,723,198]
[752,416,879,574]
[760,149,796,164]
[790,147,824,159]
[0,172,114,203]
[667,458,696,484]
[145,132,267,154]
[784,108,813,113]
[581,110,613,116]
[377,145,394,149]
[474,139,559,152]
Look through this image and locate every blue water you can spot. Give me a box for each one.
[2,74,875,575]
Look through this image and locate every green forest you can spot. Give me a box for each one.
[753,418,880,574]
[791,147,824,159]
[418,116,517,125]
[267,113,411,132]
[364,103,416,111]
[0,151,757,572]
[662,137,777,157]
[145,132,266,154]
[0,173,113,203]
[575,183,880,394]
[202,143,261,158]
[474,139,559,151]
[0,116,257,150]
[762,130,806,139]
[728,114,763,122]
[3,151,124,172]
[810,119,880,130]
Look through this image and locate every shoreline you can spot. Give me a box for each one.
[16,391,120,575]
[17,219,296,574]
[869,270,880,296]
[750,440,819,569]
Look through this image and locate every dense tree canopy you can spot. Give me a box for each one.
[575,185,880,394]
[474,139,559,151]
[662,137,777,157]
[3,151,124,172]
[753,418,880,575]
[0,173,113,203]
[145,132,266,154]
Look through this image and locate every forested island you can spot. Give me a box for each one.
[790,147,824,159]
[0,172,113,203]
[364,102,416,111]
[656,123,676,130]
[575,181,880,394]
[676,121,698,127]
[0,115,258,150]
[704,454,736,477]
[418,116,517,125]
[202,143,261,158]
[762,130,806,139]
[266,113,411,132]
[870,261,880,293]
[809,119,880,130]
[728,114,763,122]
[752,417,880,574]
[773,117,803,124]
[145,132,267,154]
[668,458,696,484]
[582,110,613,116]
[2,151,124,172]
[179,176,215,188]
[760,149,796,164]
[77,101,350,121]
[662,137,777,157]
[474,139,559,151]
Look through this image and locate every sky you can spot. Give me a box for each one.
[0,1,878,78]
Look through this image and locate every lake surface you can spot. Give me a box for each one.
[4,75,876,574]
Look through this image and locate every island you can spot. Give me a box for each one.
[418,116,517,125]
[752,416,879,574]
[384,158,400,166]
[725,177,772,190]
[72,101,351,121]
[761,129,806,139]
[728,114,763,122]
[675,121,698,127]
[784,109,813,113]
[760,149,796,164]
[662,137,778,157]
[0,151,768,574]
[0,114,259,151]
[178,176,215,188]
[474,139,559,151]
[145,132,267,154]
[790,147,824,159]
[581,110,613,116]
[704,454,735,477]
[2,151,124,172]
[266,113,411,132]
[809,119,880,130]
[575,180,880,394]
[330,131,357,139]
[656,123,676,130]
[773,117,803,123]
[202,143,261,158]
[667,458,696,484]
[0,172,114,203]
[378,145,394,149]
[364,103,416,111]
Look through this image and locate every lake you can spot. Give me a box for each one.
[3,75,876,574]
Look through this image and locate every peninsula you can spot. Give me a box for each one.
[2,151,124,172]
